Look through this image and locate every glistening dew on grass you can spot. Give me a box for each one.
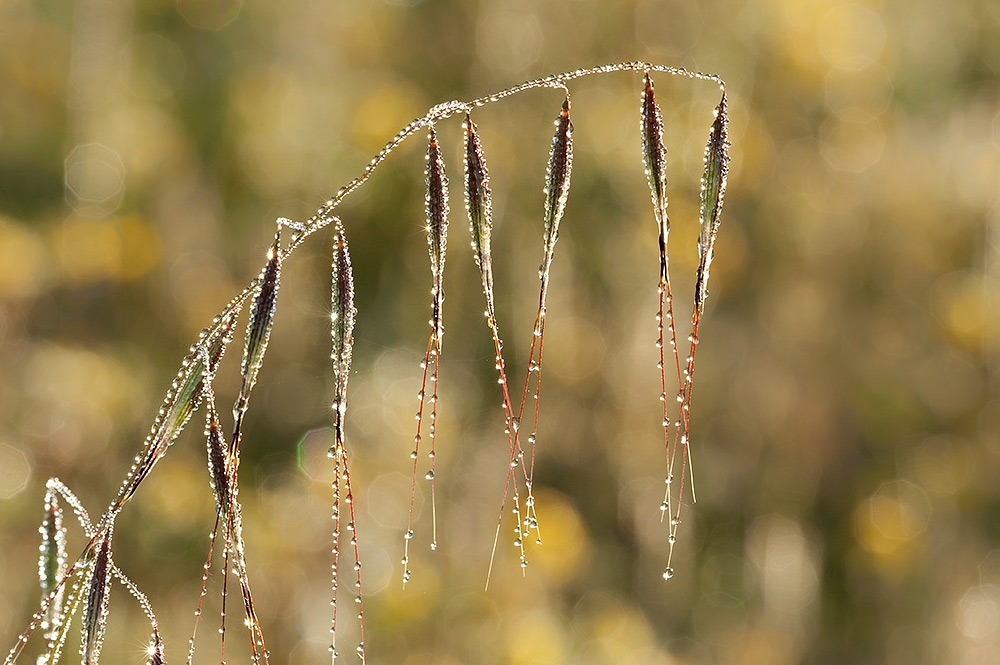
[5,62,729,665]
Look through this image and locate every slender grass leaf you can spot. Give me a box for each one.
[111,344,210,511]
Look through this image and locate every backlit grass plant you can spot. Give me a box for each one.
[6,61,729,665]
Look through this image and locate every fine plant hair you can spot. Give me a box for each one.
[6,61,729,665]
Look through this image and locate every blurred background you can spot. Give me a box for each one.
[1,0,999,663]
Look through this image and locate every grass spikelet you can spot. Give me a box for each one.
[234,222,283,435]
[212,225,282,665]
[330,219,365,663]
[640,72,685,536]
[39,488,67,649]
[465,112,523,587]
[662,91,730,580]
[404,125,451,583]
[331,218,356,438]
[694,93,729,315]
[511,91,574,559]
[81,530,113,665]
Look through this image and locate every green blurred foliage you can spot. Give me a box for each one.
[1,0,999,663]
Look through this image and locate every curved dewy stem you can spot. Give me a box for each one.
[7,62,728,665]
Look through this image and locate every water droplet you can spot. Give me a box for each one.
[514,537,522,547]
[662,567,675,580]
[660,501,668,512]
[429,541,437,551]
[425,470,435,480]
[410,450,419,459]
[668,534,676,544]
[404,529,414,540]
[670,516,681,526]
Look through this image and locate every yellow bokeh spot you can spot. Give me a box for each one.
[506,610,568,665]
[943,279,995,351]
[51,215,160,284]
[589,602,659,665]
[117,215,161,280]
[0,220,50,299]
[525,488,590,586]
[855,484,929,558]
[352,82,426,151]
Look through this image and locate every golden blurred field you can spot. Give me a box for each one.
[2,0,999,663]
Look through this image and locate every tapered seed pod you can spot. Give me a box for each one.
[331,219,356,435]
[237,225,282,419]
[694,93,729,314]
[38,489,67,647]
[81,530,113,665]
[641,72,670,272]
[464,114,494,302]
[425,125,449,346]
[542,95,574,257]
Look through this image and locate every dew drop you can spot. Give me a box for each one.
[424,470,435,480]
[662,567,675,580]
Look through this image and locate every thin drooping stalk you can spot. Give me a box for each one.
[111,568,164,665]
[219,224,282,665]
[184,305,239,665]
[515,91,574,542]
[662,92,729,579]
[488,91,574,580]
[463,113,525,588]
[404,125,451,585]
[330,219,365,663]
[640,73,686,539]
